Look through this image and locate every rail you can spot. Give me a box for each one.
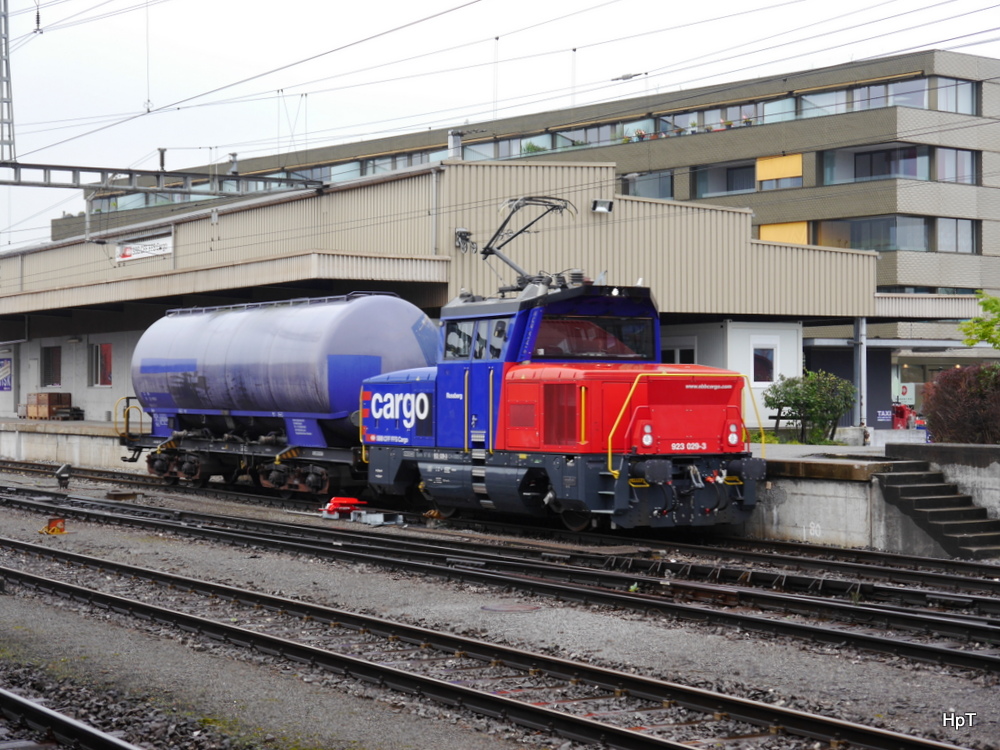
[0,685,146,750]
[0,544,974,750]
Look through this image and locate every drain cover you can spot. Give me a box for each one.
[481,603,540,612]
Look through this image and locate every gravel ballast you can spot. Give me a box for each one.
[1,488,998,750]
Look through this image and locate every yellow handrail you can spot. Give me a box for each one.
[113,396,145,438]
[579,386,588,444]
[606,372,766,479]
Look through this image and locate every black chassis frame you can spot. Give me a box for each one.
[367,446,760,529]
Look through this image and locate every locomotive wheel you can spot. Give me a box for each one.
[160,476,178,486]
[560,509,592,532]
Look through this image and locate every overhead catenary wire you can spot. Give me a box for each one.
[3,0,999,249]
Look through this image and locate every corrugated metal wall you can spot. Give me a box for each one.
[175,173,439,264]
[3,160,877,319]
[440,162,875,316]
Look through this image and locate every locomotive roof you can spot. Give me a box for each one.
[440,281,657,320]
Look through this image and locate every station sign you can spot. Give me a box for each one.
[116,235,173,263]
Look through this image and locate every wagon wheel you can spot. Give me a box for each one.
[560,508,592,532]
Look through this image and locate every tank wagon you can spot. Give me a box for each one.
[127,292,438,495]
[123,197,765,530]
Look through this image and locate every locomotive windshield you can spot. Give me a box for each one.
[532,315,655,360]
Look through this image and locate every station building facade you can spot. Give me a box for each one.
[3,49,999,434]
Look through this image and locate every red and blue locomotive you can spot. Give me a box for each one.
[125,197,765,530]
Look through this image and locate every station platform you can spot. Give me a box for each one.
[0,417,127,438]
[0,416,140,471]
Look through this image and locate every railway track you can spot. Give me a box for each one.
[0,541,973,750]
[0,685,146,750]
[3,486,1000,676]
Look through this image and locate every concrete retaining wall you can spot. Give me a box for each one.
[743,476,950,558]
[0,423,137,473]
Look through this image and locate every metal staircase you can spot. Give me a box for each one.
[877,464,1000,559]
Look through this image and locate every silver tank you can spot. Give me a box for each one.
[131,294,438,417]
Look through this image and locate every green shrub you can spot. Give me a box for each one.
[923,363,1000,444]
[762,370,857,444]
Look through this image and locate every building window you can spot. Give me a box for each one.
[329,161,362,182]
[91,343,113,386]
[695,161,756,198]
[623,118,655,139]
[760,97,795,124]
[937,77,976,114]
[936,148,975,184]
[41,347,61,387]
[853,146,928,180]
[662,337,696,364]
[462,142,494,161]
[727,165,755,192]
[815,215,930,252]
[888,78,928,109]
[878,286,977,294]
[823,145,927,184]
[751,337,779,385]
[760,176,803,191]
[800,90,848,118]
[815,215,978,254]
[623,171,673,200]
[936,218,975,253]
[852,84,887,111]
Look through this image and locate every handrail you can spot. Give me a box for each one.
[114,396,145,438]
[580,386,588,445]
[464,368,470,452]
[606,372,765,479]
[358,387,368,464]
[488,367,495,454]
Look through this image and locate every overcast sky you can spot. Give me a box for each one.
[2,0,999,251]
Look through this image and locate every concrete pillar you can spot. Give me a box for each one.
[853,317,867,426]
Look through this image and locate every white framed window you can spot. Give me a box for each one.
[90,343,112,386]
[750,335,779,385]
[662,336,696,365]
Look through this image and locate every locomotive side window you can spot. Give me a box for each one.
[473,322,488,360]
[470,318,512,360]
[444,320,475,359]
[533,315,655,360]
[488,318,511,359]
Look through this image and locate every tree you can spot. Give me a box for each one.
[762,370,857,443]
[923,363,1000,444]
[959,291,1000,349]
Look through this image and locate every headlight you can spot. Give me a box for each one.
[727,432,739,445]
[641,433,654,447]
